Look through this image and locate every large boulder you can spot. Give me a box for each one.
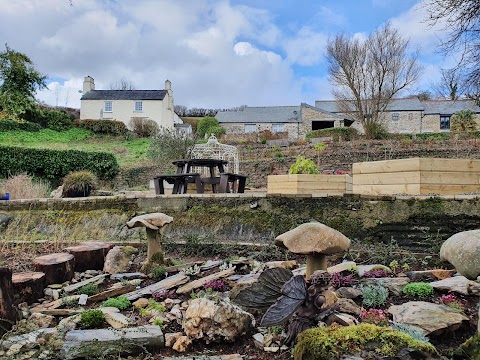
[440,229,480,280]
[103,246,138,274]
[183,297,255,343]
[388,301,469,336]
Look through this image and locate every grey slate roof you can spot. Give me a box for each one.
[81,90,167,101]
[216,106,302,123]
[422,99,480,115]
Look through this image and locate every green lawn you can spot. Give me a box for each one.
[0,129,153,167]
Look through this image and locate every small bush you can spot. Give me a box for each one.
[76,283,99,296]
[23,107,75,131]
[0,119,41,132]
[129,117,159,137]
[80,309,105,329]
[75,119,127,136]
[197,116,219,137]
[151,266,167,279]
[148,128,197,169]
[208,125,226,138]
[289,156,319,174]
[0,174,50,200]
[402,282,433,298]
[102,296,131,310]
[360,284,389,308]
[62,170,97,197]
[306,126,359,141]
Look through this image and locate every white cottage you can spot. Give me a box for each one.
[80,76,182,129]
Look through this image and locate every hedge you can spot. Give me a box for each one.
[0,119,41,132]
[75,119,128,136]
[0,146,120,184]
[306,127,359,141]
[22,107,75,131]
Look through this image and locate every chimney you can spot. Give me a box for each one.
[83,76,95,94]
[165,79,172,91]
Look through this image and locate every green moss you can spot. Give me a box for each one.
[121,246,138,256]
[293,324,436,360]
[451,334,480,359]
[102,296,131,310]
[80,309,105,329]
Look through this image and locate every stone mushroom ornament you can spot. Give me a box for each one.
[275,222,351,279]
[126,213,173,265]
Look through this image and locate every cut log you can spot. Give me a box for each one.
[64,243,109,272]
[123,273,190,301]
[12,271,45,305]
[87,284,136,304]
[32,253,75,285]
[176,268,235,295]
[0,267,17,336]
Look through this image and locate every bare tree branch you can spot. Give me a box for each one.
[109,78,136,90]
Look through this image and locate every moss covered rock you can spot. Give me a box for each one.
[293,324,438,360]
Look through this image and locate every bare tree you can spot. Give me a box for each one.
[174,105,187,117]
[326,23,421,138]
[54,84,62,107]
[110,77,136,90]
[424,0,480,101]
[433,68,465,100]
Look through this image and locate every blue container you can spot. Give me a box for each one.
[0,192,9,200]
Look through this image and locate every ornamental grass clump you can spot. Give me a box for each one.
[80,309,105,329]
[293,324,437,359]
[402,282,433,299]
[360,284,389,308]
[62,170,97,197]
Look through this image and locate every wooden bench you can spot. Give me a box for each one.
[153,173,203,194]
[219,173,247,193]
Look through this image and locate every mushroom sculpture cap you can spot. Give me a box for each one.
[275,222,351,255]
[126,213,174,230]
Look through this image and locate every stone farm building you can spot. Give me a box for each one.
[216,98,480,140]
[80,76,184,130]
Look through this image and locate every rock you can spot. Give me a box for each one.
[57,315,81,332]
[252,333,264,349]
[28,313,56,329]
[62,325,164,359]
[183,297,255,343]
[440,229,480,280]
[201,260,222,270]
[327,261,357,274]
[430,276,476,296]
[63,274,107,294]
[133,298,150,308]
[165,332,183,348]
[50,186,63,198]
[363,277,410,296]
[100,308,131,329]
[264,260,297,269]
[336,298,362,316]
[110,272,147,280]
[103,246,138,274]
[172,336,191,352]
[327,313,359,326]
[2,328,57,351]
[356,264,391,277]
[336,287,362,299]
[388,301,469,336]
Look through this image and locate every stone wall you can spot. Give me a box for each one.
[1,194,479,253]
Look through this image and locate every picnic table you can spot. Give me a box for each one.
[153,159,246,195]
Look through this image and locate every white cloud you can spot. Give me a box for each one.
[284,27,328,66]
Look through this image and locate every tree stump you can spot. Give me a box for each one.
[65,242,111,272]
[32,253,75,285]
[0,267,17,336]
[12,272,46,305]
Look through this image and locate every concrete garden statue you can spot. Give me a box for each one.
[126,213,173,266]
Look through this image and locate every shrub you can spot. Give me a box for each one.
[306,126,359,141]
[0,119,41,132]
[293,324,437,359]
[102,296,131,310]
[0,174,50,199]
[23,107,74,131]
[129,117,159,137]
[360,284,389,308]
[197,116,219,137]
[451,110,477,132]
[151,266,167,279]
[360,308,389,326]
[62,171,97,197]
[148,127,197,169]
[75,119,127,136]
[208,125,226,138]
[289,156,319,174]
[0,146,120,185]
[402,282,433,298]
[80,309,105,329]
[76,283,99,296]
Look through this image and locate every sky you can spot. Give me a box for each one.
[0,0,455,110]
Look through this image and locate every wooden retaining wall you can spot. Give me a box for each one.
[267,174,352,195]
[352,158,480,195]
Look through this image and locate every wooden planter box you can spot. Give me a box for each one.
[352,158,480,195]
[267,174,352,195]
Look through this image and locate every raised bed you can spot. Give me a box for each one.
[267,174,352,195]
[352,157,480,195]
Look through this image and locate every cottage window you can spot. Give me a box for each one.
[440,116,451,130]
[392,113,399,121]
[104,101,112,112]
[244,124,256,133]
[134,101,143,112]
[409,113,413,120]
[272,124,285,133]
